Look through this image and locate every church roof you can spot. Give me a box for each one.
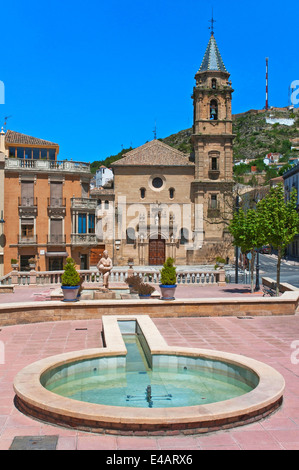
[5,130,59,147]
[198,34,228,73]
[111,139,194,167]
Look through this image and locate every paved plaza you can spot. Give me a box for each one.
[0,285,299,450]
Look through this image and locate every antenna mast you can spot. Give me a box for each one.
[265,58,269,111]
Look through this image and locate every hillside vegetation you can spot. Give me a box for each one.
[91,108,299,182]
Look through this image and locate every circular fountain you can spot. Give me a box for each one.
[13,316,285,435]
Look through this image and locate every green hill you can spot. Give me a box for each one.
[90,108,299,175]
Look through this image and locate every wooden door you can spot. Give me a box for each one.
[149,236,165,266]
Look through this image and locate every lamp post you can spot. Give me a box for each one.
[235,196,240,284]
[255,248,260,292]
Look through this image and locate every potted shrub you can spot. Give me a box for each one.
[61,257,81,302]
[125,274,141,293]
[159,257,177,300]
[128,257,134,268]
[137,282,155,299]
[11,259,18,270]
[28,257,36,270]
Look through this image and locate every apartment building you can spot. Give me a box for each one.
[1,129,100,274]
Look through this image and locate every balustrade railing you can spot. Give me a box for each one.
[2,268,226,287]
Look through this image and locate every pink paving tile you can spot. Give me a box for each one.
[77,435,118,450]
[157,436,198,449]
[229,430,280,449]
[56,437,77,450]
[116,436,159,450]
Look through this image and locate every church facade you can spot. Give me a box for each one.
[96,32,235,266]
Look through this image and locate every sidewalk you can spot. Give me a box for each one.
[0,283,264,304]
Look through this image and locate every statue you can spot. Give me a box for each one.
[97,250,113,289]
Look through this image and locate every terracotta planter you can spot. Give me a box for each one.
[159,285,177,300]
[61,286,80,302]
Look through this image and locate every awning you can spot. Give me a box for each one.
[45,252,69,258]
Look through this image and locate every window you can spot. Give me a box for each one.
[9,147,15,157]
[25,148,32,159]
[180,228,189,245]
[21,222,34,238]
[210,100,218,120]
[140,188,146,199]
[211,157,219,171]
[21,181,34,206]
[33,148,40,159]
[17,147,25,159]
[169,188,175,199]
[78,214,87,234]
[152,177,163,189]
[126,228,135,244]
[212,79,217,89]
[48,149,56,161]
[89,214,95,234]
[210,194,218,209]
[41,148,47,159]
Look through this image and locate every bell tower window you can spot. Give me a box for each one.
[210,100,218,120]
[211,78,217,89]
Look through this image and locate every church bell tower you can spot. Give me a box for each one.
[191,26,235,263]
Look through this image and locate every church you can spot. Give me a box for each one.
[96,31,235,267]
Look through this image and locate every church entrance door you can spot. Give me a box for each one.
[149,236,165,266]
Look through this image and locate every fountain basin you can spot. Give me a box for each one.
[13,316,285,434]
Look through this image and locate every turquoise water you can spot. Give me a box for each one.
[43,334,257,408]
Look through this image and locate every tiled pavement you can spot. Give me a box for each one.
[0,306,299,450]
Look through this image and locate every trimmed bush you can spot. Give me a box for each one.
[61,258,81,287]
[160,257,177,286]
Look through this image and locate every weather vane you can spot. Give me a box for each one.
[209,9,216,35]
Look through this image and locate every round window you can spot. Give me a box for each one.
[152,177,163,189]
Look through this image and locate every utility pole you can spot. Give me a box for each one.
[265,58,269,111]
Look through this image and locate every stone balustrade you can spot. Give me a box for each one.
[1,268,226,287]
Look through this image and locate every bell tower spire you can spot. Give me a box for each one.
[190,29,235,263]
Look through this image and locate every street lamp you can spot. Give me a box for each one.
[255,248,260,292]
[235,196,240,284]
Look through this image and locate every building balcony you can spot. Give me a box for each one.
[207,204,221,219]
[47,198,66,216]
[71,233,97,246]
[71,198,98,211]
[18,197,38,216]
[47,234,66,245]
[5,158,91,175]
[208,169,220,180]
[18,235,38,245]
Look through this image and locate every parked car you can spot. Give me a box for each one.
[261,245,271,254]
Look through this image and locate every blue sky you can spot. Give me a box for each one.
[0,0,298,162]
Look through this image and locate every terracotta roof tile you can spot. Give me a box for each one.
[111,140,194,167]
[5,130,59,147]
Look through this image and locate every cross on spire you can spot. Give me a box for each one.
[209,9,216,35]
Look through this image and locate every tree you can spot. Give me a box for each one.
[257,183,299,296]
[229,208,266,293]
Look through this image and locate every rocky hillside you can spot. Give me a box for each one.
[161,108,299,162]
[91,108,299,173]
